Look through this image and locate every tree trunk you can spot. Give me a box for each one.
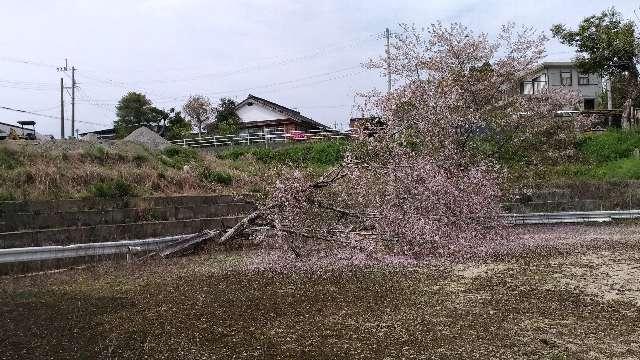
[622,99,632,129]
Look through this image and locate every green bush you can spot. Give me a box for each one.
[83,145,108,161]
[88,179,136,198]
[160,145,201,169]
[577,129,640,163]
[0,147,22,170]
[199,168,233,185]
[0,191,16,202]
[218,140,347,167]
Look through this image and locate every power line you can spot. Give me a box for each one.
[76,65,365,105]
[0,105,109,127]
[77,33,378,86]
[0,57,57,68]
[0,105,59,119]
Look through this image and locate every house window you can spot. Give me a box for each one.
[584,99,595,110]
[560,71,572,86]
[578,73,589,85]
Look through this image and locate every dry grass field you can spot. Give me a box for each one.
[1,224,640,359]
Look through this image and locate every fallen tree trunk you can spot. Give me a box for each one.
[216,164,351,246]
[160,230,220,258]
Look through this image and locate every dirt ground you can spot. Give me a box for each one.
[1,225,640,359]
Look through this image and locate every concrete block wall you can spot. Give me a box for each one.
[0,195,256,249]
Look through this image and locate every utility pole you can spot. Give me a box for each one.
[385,28,392,93]
[57,59,78,138]
[60,78,65,139]
[71,66,76,138]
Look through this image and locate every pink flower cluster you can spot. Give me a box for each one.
[256,22,592,263]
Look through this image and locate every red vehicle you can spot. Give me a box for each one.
[289,130,307,141]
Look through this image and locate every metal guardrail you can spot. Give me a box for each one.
[2,210,640,267]
[503,210,640,225]
[0,234,192,264]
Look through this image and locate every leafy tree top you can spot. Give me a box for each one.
[551,7,639,77]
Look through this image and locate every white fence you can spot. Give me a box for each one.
[171,128,354,148]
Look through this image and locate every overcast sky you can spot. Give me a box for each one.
[1,0,638,137]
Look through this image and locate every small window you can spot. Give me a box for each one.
[560,71,572,86]
[578,74,589,85]
[584,98,595,110]
[247,101,254,106]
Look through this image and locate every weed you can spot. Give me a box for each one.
[0,191,16,202]
[199,168,233,185]
[160,145,200,169]
[0,147,22,170]
[83,145,108,162]
[88,179,136,199]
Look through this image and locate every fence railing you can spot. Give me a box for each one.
[171,128,354,148]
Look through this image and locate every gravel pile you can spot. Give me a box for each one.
[124,127,170,151]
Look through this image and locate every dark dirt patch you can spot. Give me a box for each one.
[1,229,640,359]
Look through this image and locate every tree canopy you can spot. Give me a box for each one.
[205,97,241,135]
[183,95,214,138]
[552,7,639,120]
[114,92,191,139]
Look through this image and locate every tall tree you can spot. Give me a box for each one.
[205,97,241,135]
[114,92,153,138]
[183,95,214,138]
[552,7,640,126]
[165,109,192,140]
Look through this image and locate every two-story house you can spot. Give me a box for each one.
[520,62,603,110]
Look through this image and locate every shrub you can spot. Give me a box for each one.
[160,145,200,169]
[0,191,16,202]
[83,145,108,162]
[199,168,233,185]
[88,179,136,198]
[0,147,22,170]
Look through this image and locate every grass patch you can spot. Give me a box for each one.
[159,145,201,169]
[577,129,640,163]
[554,158,640,181]
[219,140,347,167]
[0,147,22,170]
[199,168,234,185]
[88,179,136,199]
[0,191,16,202]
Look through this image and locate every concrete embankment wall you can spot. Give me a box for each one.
[0,195,256,275]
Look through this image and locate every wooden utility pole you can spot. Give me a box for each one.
[60,77,65,139]
[385,28,392,93]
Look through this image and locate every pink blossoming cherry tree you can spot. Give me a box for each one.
[223,22,590,262]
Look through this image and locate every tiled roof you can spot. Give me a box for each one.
[237,94,328,130]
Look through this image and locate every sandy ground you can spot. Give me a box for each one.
[1,224,640,359]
